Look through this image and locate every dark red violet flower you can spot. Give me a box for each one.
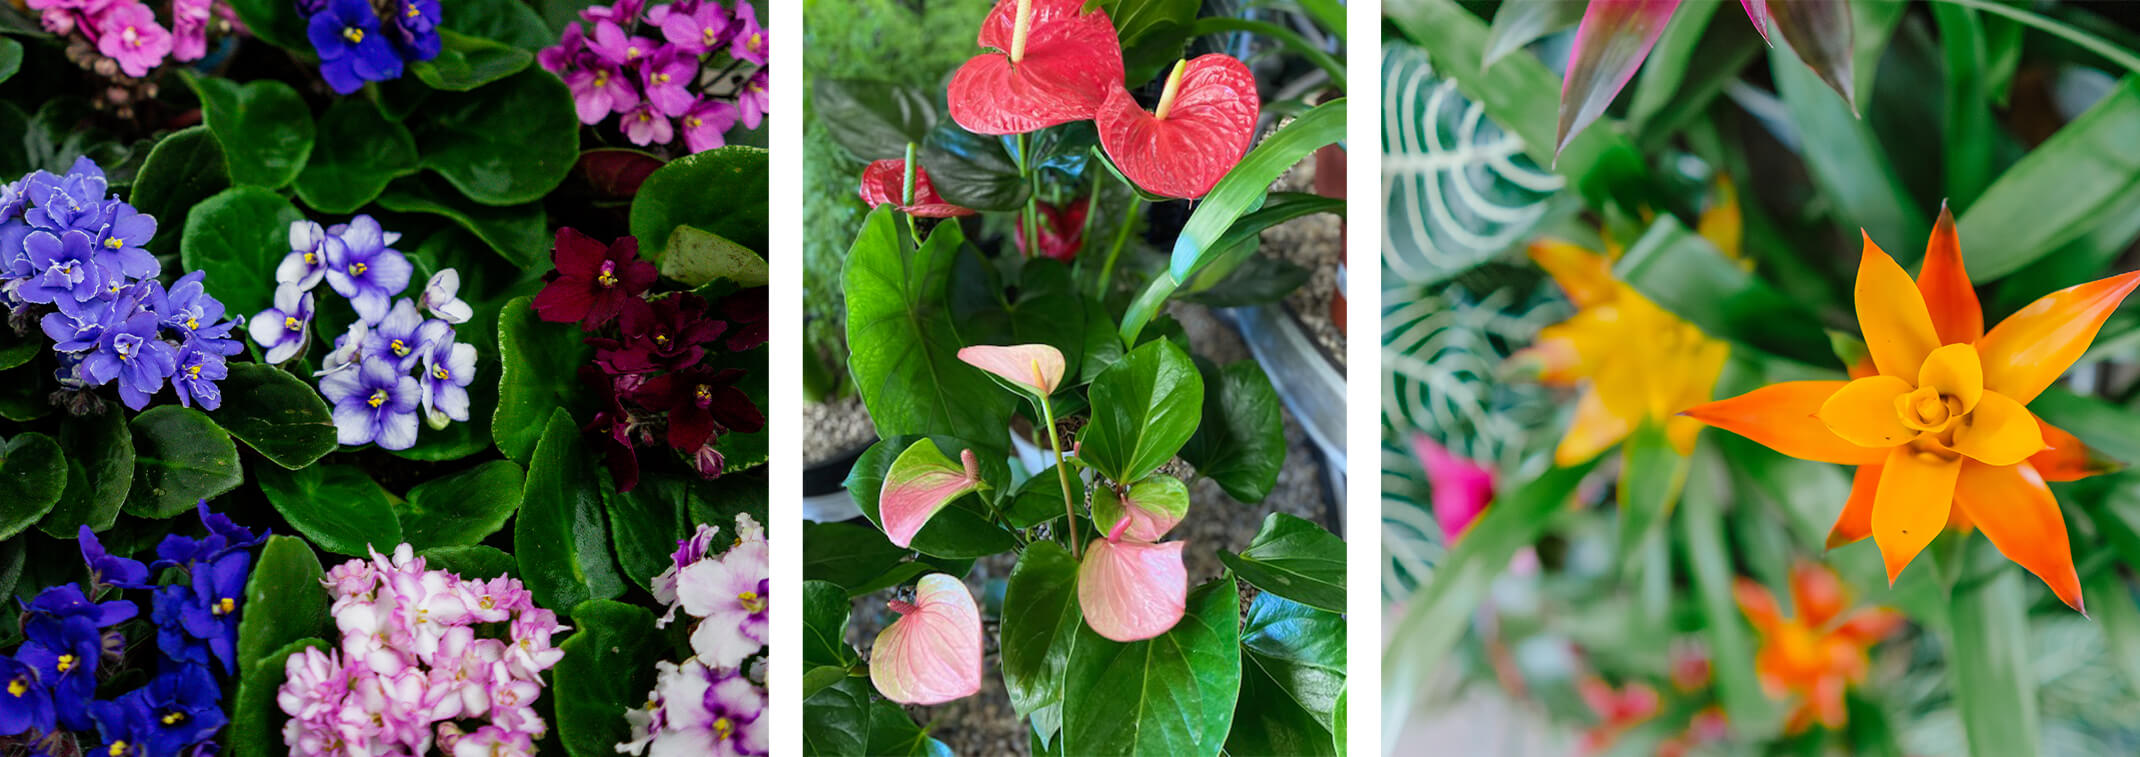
[590,292,727,374]
[532,228,658,330]
[719,287,767,352]
[631,365,764,451]
[1013,196,1089,262]
[581,366,642,492]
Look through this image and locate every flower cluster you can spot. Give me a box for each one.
[531,228,765,491]
[249,215,477,451]
[279,545,566,755]
[539,0,769,153]
[618,513,769,756]
[1,158,241,412]
[298,0,442,94]
[0,503,263,757]
[29,0,236,86]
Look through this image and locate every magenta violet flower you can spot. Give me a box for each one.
[171,0,213,61]
[622,103,676,146]
[660,0,731,54]
[680,98,742,153]
[95,2,173,78]
[727,1,765,64]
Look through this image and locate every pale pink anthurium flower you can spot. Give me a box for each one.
[869,573,983,705]
[1411,433,1496,542]
[956,343,1066,397]
[877,438,986,548]
[1077,516,1189,642]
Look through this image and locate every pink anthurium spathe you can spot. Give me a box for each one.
[956,343,1065,397]
[1412,434,1496,541]
[858,159,976,218]
[878,439,987,548]
[1090,475,1189,543]
[1096,54,1259,199]
[1076,517,1188,642]
[947,0,1124,135]
[870,573,985,705]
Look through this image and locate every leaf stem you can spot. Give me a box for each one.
[1019,132,1040,259]
[1038,393,1079,559]
[1936,0,2140,75]
[1096,195,1143,296]
[901,142,922,247]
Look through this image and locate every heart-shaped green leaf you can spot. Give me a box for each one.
[553,599,663,757]
[128,125,229,252]
[813,78,939,162]
[235,535,329,675]
[412,68,579,206]
[293,98,419,214]
[1217,513,1346,613]
[493,295,591,464]
[125,405,242,519]
[515,408,627,616]
[1078,338,1203,484]
[801,520,909,591]
[256,463,402,557]
[180,186,307,323]
[206,363,337,470]
[1002,542,1081,746]
[396,460,525,551]
[39,409,131,537]
[1227,594,1345,755]
[229,638,326,757]
[842,210,1014,451]
[1062,575,1241,756]
[411,29,534,91]
[0,432,64,540]
[803,579,860,671]
[1180,359,1286,503]
[184,73,315,189]
[920,123,1028,212]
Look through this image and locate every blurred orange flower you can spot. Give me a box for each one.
[1736,562,1904,733]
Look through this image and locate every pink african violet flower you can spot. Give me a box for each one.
[171,0,212,61]
[95,2,173,78]
[564,62,641,124]
[736,69,767,130]
[1412,433,1496,541]
[619,659,769,756]
[727,0,764,64]
[1077,517,1188,642]
[679,98,740,153]
[622,103,675,145]
[870,573,983,705]
[641,47,698,116]
[443,724,536,757]
[589,19,656,67]
[660,0,730,54]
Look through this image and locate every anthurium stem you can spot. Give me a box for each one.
[1018,132,1039,259]
[1096,195,1142,295]
[1038,392,1079,559]
[1009,0,1034,63]
[1154,59,1189,119]
[901,142,922,247]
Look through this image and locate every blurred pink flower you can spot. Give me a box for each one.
[1411,433,1495,541]
[94,2,172,77]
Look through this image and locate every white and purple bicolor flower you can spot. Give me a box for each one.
[321,215,412,324]
[278,220,330,291]
[248,284,315,365]
[321,354,421,450]
[416,321,475,429]
[315,321,369,377]
[417,268,472,324]
[361,298,431,372]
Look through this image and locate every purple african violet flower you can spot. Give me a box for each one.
[676,541,767,668]
[317,321,368,376]
[321,354,420,449]
[17,229,104,305]
[80,525,149,589]
[23,157,110,231]
[387,0,442,61]
[417,322,475,428]
[582,0,644,25]
[564,61,641,124]
[96,3,173,78]
[322,215,412,323]
[160,270,238,345]
[309,0,404,94]
[727,1,764,64]
[622,104,674,146]
[83,311,177,409]
[588,20,656,67]
[171,341,228,410]
[249,284,315,364]
[642,48,697,117]
[538,20,588,74]
[680,99,740,153]
[93,200,159,280]
[660,0,731,54]
[0,656,53,738]
[735,69,767,130]
[279,220,331,290]
[42,292,127,352]
[679,666,768,756]
[418,268,472,323]
[360,298,431,371]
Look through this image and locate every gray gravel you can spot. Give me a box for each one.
[804,392,875,466]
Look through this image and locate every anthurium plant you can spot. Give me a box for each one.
[802,0,1347,753]
[0,2,769,755]
[1384,1,2140,755]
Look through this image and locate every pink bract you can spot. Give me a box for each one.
[1411,434,1496,541]
[859,159,976,218]
[955,343,1065,397]
[877,439,985,548]
[870,573,984,705]
[947,0,1124,135]
[1077,533,1187,642]
[1096,54,1259,200]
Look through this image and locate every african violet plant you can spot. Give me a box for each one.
[803,1,1348,753]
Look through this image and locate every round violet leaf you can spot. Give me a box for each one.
[234,535,330,676]
[37,409,131,538]
[0,432,63,540]
[492,295,591,465]
[514,408,628,617]
[553,599,663,757]
[254,463,401,557]
[205,363,338,471]
[411,67,579,206]
[229,638,328,757]
[630,145,770,260]
[124,405,243,519]
[395,460,525,551]
[183,73,315,190]
[129,125,229,253]
[293,98,419,214]
[179,186,306,323]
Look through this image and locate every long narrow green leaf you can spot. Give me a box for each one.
[1482,0,1586,67]
[1614,421,1689,570]
[2087,570,2140,698]
[1380,460,1598,745]
[1189,17,1346,90]
[1680,448,1777,736]
[1770,36,1927,252]
[1956,76,2140,281]
[1931,3,1998,209]
[1947,567,2040,757]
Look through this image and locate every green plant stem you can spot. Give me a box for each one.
[1018,132,1040,258]
[1189,17,1348,90]
[1937,0,2140,75]
[1038,394,1079,559]
[1096,196,1143,296]
[901,142,922,247]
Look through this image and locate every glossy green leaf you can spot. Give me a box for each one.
[1062,575,1240,756]
[124,406,243,519]
[803,579,860,688]
[1958,77,2140,281]
[1180,193,1342,297]
[1680,449,1776,733]
[1228,594,1345,756]
[1001,542,1081,745]
[256,463,402,557]
[1484,0,1586,66]
[1078,338,1203,484]
[802,519,909,590]
[224,0,307,50]
[1005,465,1082,529]
[0,433,63,540]
[1614,421,1689,567]
[412,68,579,206]
[128,125,229,252]
[1180,359,1286,503]
[451,0,556,50]
[1381,460,1598,741]
[804,677,953,757]
[602,472,693,592]
[920,123,1028,212]
[229,638,325,757]
[2089,571,2140,699]
[235,535,329,675]
[39,409,131,537]
[420,544,519,580]
[1770,37,1925,252]
[206,363,338,470]
[554,599,663,757]
[375,177,546,269]
[515,408,628,616]
[1613,215,1836,367]
[184,73,315,189]
[1170,99,1346,283]
[631,146,770,258]
[663,225,768,287]
[180,186,307,322]
[1218,513,1346,613]
[949,254,1086,379]
[493,295,592,464]
[293,98,420,214]
[1948,568,2040,757]
[843,210,1015,450]
[396,460,525,550]
[412,29,534,91]
[813,78,938,162]
[0,38,19,85]
[846,435,1016,559]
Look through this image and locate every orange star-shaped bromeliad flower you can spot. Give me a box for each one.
[1736,562,1904,734]
[1686,208,2139,612]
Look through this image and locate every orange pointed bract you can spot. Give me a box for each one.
[1825,463,1880,549]
[1977,270,2140,404]
[1869,446,1959,583]
[1953,461,2084,613]
[1682,381,1885,466]
[1738,562,1897,733]
[1915,206,1982,344]
[1854,234,1941,379]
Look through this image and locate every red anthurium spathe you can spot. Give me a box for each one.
[947,0,1124,135]
[858,159,975,218]
[877,439,986,548]
[1091,475,1189,543]
[1076,516,1188,642]
[870,573,985,705]
[1014,196,1089,262]
[956,343,1065,397]
[1097,54,1259,199]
